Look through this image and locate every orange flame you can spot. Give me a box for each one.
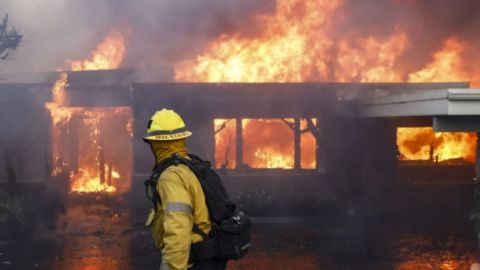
[244,119,295,169]
[69,29,126,71]
[175,0,410,83]
[335,31,408,83]
[397,128,476,163]
[408,37,480,87]
[175,0,344,82]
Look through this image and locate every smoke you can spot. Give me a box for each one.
[336,0,480,75]
[0,0,274,74]
[1,0,479,78]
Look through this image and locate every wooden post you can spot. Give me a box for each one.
[475,132,480,261]
[44,118,52,181]
[236,118,243,169]
[315,118,322,171]
[99,142,105,185]
[294,118,301,170]
[476,133,480,181]
[69,116,79,173]
[107,162,113,186]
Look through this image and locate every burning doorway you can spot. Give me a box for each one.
[45,73,133,194]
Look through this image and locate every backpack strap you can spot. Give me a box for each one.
[144,154,202,210]
[192,224,209,239]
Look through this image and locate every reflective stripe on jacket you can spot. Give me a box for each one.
[147,163,211,270]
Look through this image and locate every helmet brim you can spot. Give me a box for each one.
[143,130,192,141]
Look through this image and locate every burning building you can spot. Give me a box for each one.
[2,0,480,268]
[1,75,477,214]
[0,0,478,224]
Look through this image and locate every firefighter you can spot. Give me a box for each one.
[143,109,227,270]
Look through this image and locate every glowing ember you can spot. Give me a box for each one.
[69,29,126,71]
[397,127,476,163]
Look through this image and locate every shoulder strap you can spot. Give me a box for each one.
[144,156,180,210]
[192,224,209,239]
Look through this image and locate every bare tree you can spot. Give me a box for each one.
[0,13,22,193]
[0,14,22,60]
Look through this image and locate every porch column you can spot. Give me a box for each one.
[236,117,243,168]
[294,118,301,170]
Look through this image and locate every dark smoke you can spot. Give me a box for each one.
[0,0,274,74]
[336,0,480,75]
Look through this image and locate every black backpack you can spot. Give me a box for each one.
[144,154,251,261]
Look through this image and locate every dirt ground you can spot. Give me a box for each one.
[0,202,478,270]
[0,181,478,270]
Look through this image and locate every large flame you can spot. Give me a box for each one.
[408,37,480,87]
[69,29,126,71]
[175,0,343,82]
[175,0,410,83]
[335,31,408,83]
[176,0,479,166]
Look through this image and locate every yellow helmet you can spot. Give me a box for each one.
[143,109,192,141]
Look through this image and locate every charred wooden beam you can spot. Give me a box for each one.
[69,116,79,173]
